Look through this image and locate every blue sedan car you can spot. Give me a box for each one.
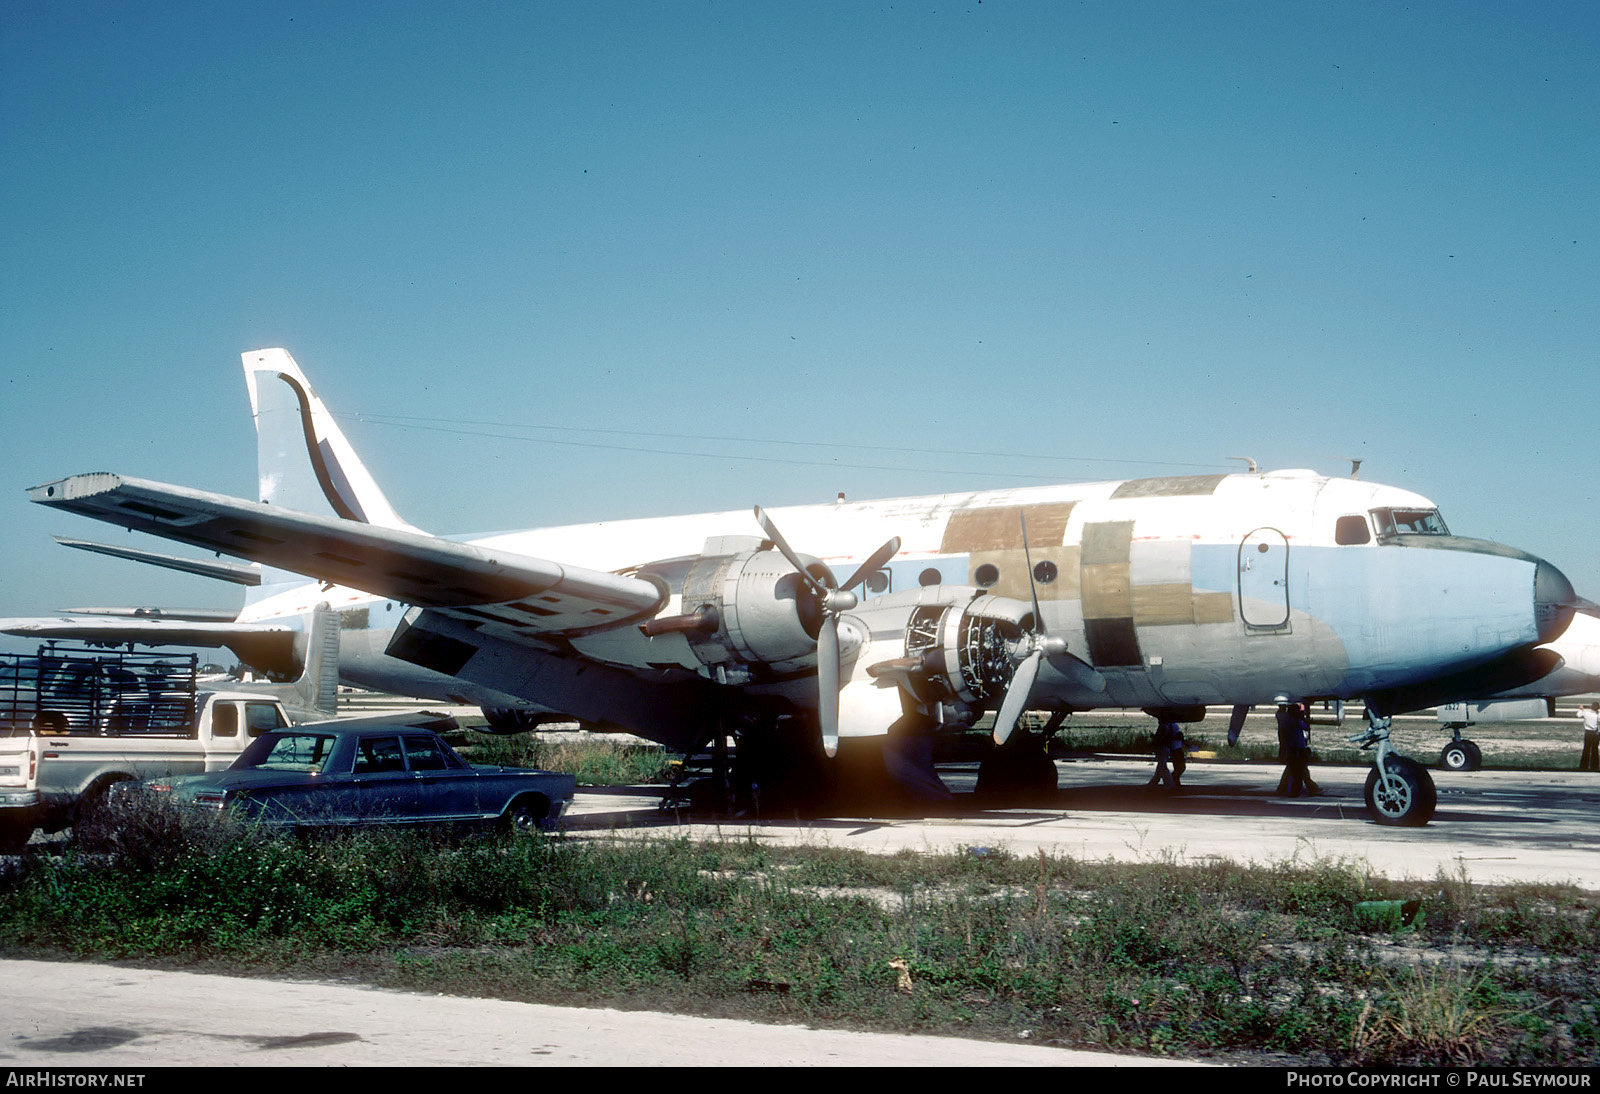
[140,714,576,833]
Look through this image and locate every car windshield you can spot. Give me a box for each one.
[236,732,339,774]
[1370,507,1450,537]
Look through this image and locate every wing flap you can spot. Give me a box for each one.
[29,474,668,633]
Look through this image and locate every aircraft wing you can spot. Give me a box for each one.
[29,473,669,635]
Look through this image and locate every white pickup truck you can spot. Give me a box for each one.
[0,689,293,850]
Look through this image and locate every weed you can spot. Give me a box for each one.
[1354,965,1517,1065]
[1,828,1595,1064]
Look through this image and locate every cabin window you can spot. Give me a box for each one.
[1335,515,1371,545]
[866,570,890,594]
[403,734,459,771]
[212,703,239,738]
[354,736,405,774]
[918,568,942,587]
[1033,560,1058,584]
[974,563,1000,588]
[1370,507,1450,539]
[245,702,287,736]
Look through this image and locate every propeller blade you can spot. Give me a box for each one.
[1227,703,1250,746]
[817,616,840,757]
[837,536,901,593]
[1575,596,1600,620]
[1049,649,1107,694]
[1019,513,1044,634]
[753,505,831,595]
[992,649,1042,746]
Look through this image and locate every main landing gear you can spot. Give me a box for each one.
[1351,707,1437,827]
[975,711,1065,805]
[1439,729,1483,772]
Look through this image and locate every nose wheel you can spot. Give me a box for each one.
[1351,706,1437,826]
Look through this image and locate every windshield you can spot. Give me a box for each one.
[1370,507,1450,538]
[236,732,339,774]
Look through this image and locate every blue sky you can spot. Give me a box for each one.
[2,1,1596,624]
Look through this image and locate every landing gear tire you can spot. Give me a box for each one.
[1364,756,1436,826]
[976,746,1058,805]
[1439,739,1482,772]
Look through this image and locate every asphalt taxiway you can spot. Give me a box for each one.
[567,756,1600,890]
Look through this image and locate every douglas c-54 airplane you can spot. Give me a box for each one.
[13,350,1590,825]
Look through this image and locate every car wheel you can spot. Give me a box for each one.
[1363,756,1436,827]
[498,795,550,835]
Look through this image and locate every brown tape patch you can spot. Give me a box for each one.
[967,546,1081,601]
[1192,591,1236,624]
[1080,520,1134,565]
[1081,562,1131,620]
[1110,474,1228,499]
[940,502,1075,554]
[1131,583,1195,625]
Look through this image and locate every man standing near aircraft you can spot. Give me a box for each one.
[1579,702,1600,772]
[1276,701,1319,798]
[1147,717,1184,791]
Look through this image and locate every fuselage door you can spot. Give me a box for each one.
[1238,528,1290,628]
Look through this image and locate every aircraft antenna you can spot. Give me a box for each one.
[1226,456,1260,475]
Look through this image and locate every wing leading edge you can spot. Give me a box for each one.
[29,473,668,636]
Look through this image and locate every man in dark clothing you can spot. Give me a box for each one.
[1276,702,1320,797]
[1148,718,1184,790]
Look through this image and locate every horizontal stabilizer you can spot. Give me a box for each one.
[59,607,241,622]
[30,473,668,633]
[0,616,299,676]
[55,536,262,586]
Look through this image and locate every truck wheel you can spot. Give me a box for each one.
[0,818,32,853]
[1364,757,1436,827]
[498,795,550,835]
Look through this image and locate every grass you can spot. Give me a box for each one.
[457,730,673,786]
[2,799,1596,1065]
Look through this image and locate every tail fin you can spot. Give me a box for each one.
[242,348,419,532]
[226,604,341,720]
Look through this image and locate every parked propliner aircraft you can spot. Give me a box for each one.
[15,350,1587,825]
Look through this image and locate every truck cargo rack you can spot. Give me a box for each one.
[0,644,199,734]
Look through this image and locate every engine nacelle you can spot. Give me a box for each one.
[670,548,835,674]
[851,587,1030,708]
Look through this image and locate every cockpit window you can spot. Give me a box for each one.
[1370,507,1450,538]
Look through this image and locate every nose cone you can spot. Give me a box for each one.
[1535,559,1577,643]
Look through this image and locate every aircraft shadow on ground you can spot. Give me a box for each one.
[566,780,1559,831]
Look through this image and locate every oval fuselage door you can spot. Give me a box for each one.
[1238,528,1290,628]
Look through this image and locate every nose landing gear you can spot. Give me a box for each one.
[1352,706,1437,826]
